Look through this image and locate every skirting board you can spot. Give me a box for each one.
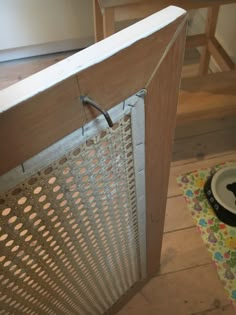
[0,37,94,63]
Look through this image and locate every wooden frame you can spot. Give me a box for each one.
[0,6,187,312]
[98,0,236,9]
[94,0,235,74]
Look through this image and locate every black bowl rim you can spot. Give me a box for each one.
[204,175,236,227]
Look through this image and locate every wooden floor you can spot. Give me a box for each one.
[1,51,236,315]
[118,152,236,315]
[0,48,200,90]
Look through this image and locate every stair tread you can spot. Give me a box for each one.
[178,71,236,124]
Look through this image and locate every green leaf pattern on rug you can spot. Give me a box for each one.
[227,252,236,269]
[177,161,236,304]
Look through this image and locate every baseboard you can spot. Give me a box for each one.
[0,37,94,63]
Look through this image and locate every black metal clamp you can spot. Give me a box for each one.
[80,96,114,128]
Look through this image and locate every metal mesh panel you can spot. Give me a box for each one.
[0,114,142,315]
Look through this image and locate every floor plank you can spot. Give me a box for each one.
[191,304,235,315]
[182,63,200,78]
[173,126,236,162]
[175,116,236,139]
[118,265,231,315]
[0,51,75,90]
[160,227,211,275]
[164,195,194,232]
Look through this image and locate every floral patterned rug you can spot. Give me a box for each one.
[177,161,236,305]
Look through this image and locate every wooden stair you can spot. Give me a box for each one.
[178,71,236,124]
[173,71,236,161]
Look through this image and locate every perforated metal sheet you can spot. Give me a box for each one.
[0,97,146,315]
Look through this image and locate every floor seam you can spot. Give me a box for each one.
[163,225,196,234]
[155,262,211,278]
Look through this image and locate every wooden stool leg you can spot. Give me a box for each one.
[93,0,104,42]
[199,6,219,75]
[103,8,115,38]
[208,37,235,71]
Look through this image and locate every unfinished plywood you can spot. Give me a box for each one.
[145,17,186,276]
[0,7,186,176]
[2,27,236,315]
[0,6,187,314]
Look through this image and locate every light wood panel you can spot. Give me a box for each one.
[145,19,186,276]
[1,33,236,315]
[0,7,187,314]
[0,77,85,176]
[78,16,186,111]
[0,10,186,176]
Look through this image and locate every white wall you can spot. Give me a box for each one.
[216,4,236,59]
[0,0,94,61]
